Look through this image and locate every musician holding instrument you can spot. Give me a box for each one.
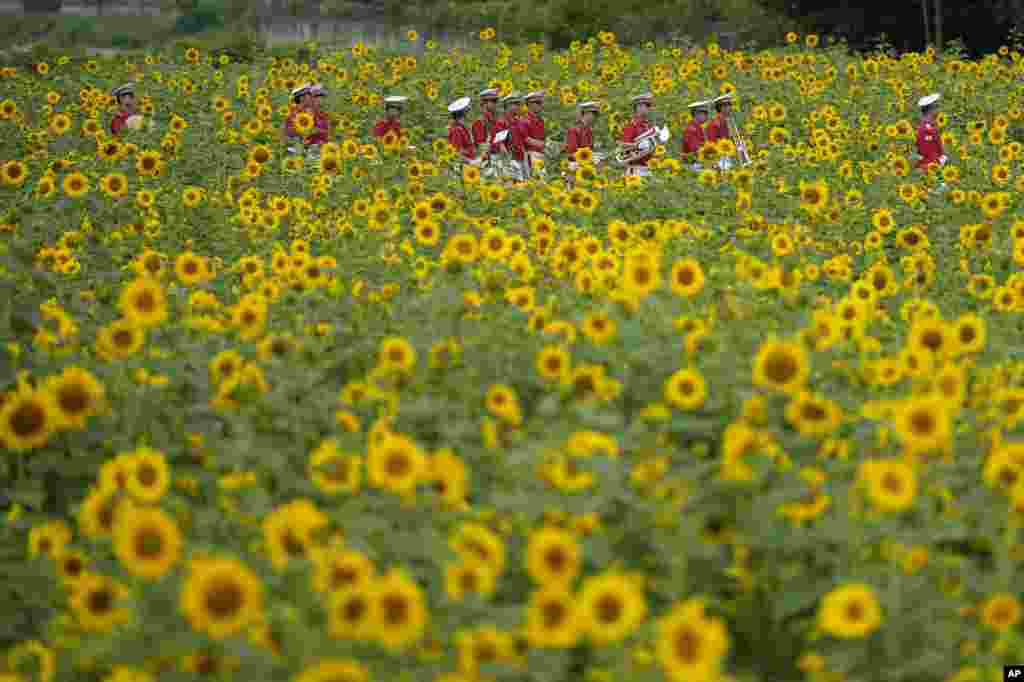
[373,95,407,139]
[523,91,548,176]
[472,88,501,159]
[620,92,655,176]
[682,100,710,171]
[447,97,479,164]
[491,92,529,181]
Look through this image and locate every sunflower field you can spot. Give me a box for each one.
[1,28,1024,682]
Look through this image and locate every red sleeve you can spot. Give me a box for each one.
[373,120,388,137]
[621,123,637,144]
[111,112,127,135]
[285,110,298,136]
[564,128,579,156]
[472,119,485,145]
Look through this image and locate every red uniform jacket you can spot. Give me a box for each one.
[682,121,707,157]
[448,121,476,161]
[491,114,526,161]
[916,120,944,170]
[285,107,330,145]
[706,113,730,143]
[373,118,401,139]
[110,110,132,135]
[621,117,654,166]
[472,111,498,147]
[563,125,594,156]
[523,111,546,152]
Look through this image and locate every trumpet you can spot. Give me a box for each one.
[615,125,671,165]
[728,113,753,166]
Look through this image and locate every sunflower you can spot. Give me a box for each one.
[951,314,986,355]
[136,150,163,177]
[79,488,126,539]
[621,254,661,298]
[69,573,130,632]
[175,251,210,286]
[664,368,707,411]
[113,505,183,579]
[180,557,264,640]
[450,522,506,575]
[0,385,59,452]
[798,179,829,213]
[125,447,171,503]
[370,569,429,650]
[525,526,580,586]
[536,345,571,383]
[378,336,417,373]
[655,599,730,682]
[1,160,28,186]
[262,498,328,571]
[817,583,882,639]
[784,392,842,437]
[894,397,951,455]
[859,458,917,512]
[28,519,71,559]
[46,366,105,430]
[980,593,1021,632]
[366,432,427,496]
[669,258,705,297]
[293,659,370,682]
[99,172,129,199]
[62,171,90,198]
[444,559,497,601]
[327,584,378,641]
[525,587,581,648]
[752,337,809,394]
[311,546,374,595]
[578,571,647,644]
[118,277,168,328]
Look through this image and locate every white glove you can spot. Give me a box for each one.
[939,155,947,165]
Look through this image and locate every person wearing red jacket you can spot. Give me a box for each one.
[491,92,527,181]
[447,97,478,164]
[373,95,407,140]
[706,94,736,170]
[916,93,946,172]
[682,100,709,170]
[523,90,548,176]
[305,84,330,148]
[472,88,500,159]
[620,92,655,176]
[110,83,137,135]
[284,84,312,152]
[563,101,600,187]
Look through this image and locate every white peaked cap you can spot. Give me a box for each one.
[291,84,311,99]
[310,84,327,96]
[448,96,471,113]
[384,95,408,106]
[918,93,941,108]
[479,88,500,99]
[712,93,734,104]
[112,83,135,97]
[525,90,546,101]
[688,99,710,110]
[632,92,653,104]
[578,101,600,112]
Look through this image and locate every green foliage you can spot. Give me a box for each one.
[173,0,226,35]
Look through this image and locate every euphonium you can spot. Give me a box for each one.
[615,124,671,164]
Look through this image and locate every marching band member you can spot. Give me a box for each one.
[447,97,479,164]
[472,88,501,159]
[284,84,312,152]
[110,83,139,135]
[563,100,600,188]
[916,93,946,172]
[305,84,331,149]
[373,95,407,139]
[523,90,548,175]
[682,100,709,171]
[620,92,655,176]
[492,92,528,181]
[706,93,736,170]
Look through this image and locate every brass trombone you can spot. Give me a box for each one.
[728,112,753,166]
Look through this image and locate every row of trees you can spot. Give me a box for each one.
[20,0,1024,53]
